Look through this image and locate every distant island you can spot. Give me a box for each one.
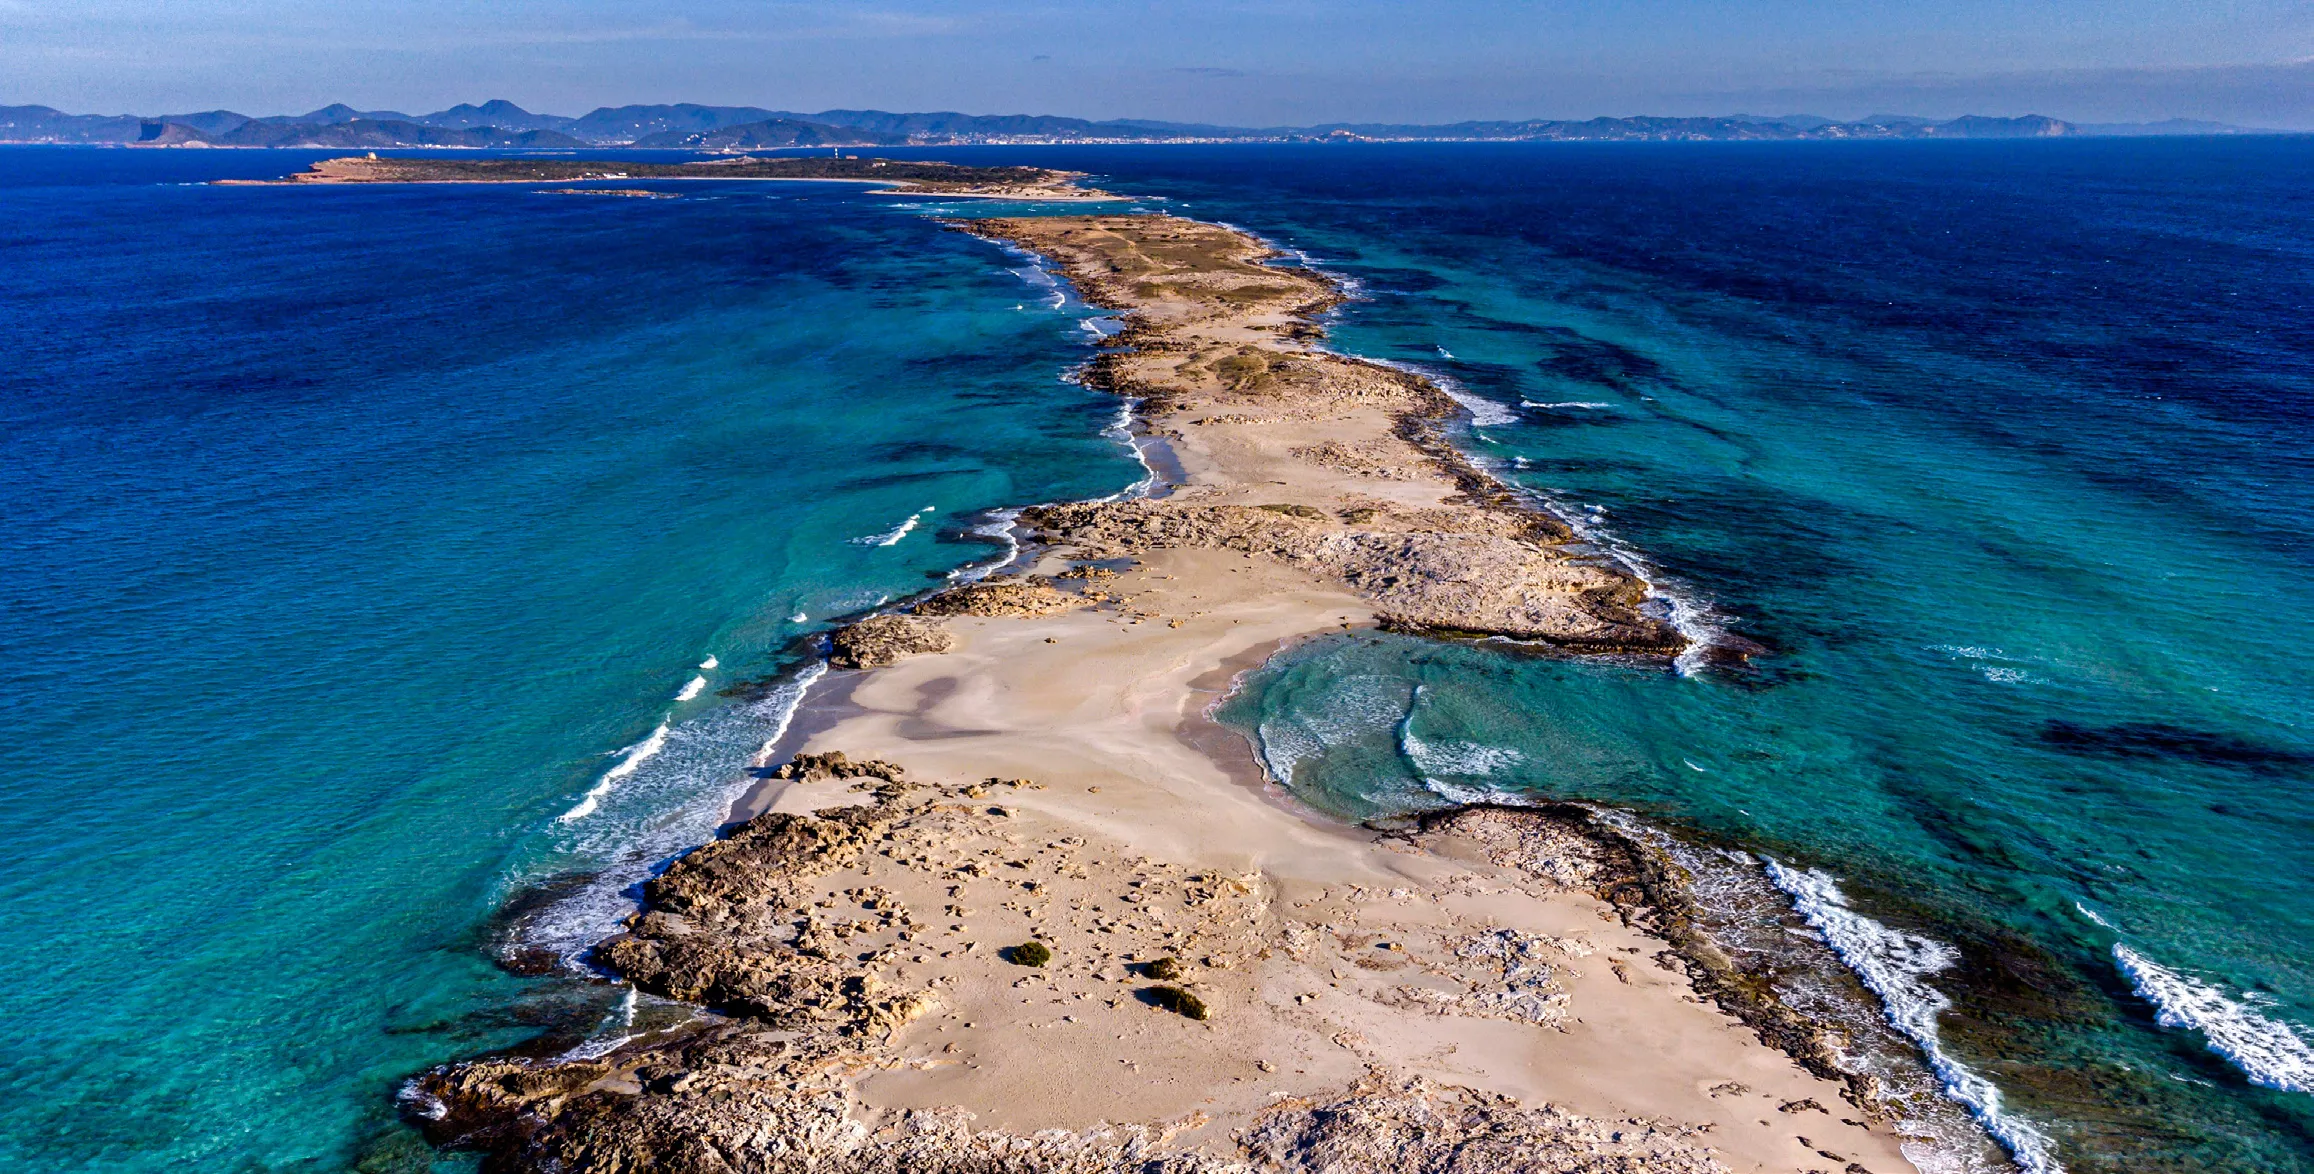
[227,154,1116,200]
[0,99,2286,148]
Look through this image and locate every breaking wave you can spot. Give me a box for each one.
[852,506,935,547]
[556,718,671,824]
[1097,398,1160,501]
[1397,686,1526,784]
[1372,357,1519,426]
[1767,861,2066,1174]
[2113,944,2314,1093]
[1249,673,1410,789]
[513,661,828,967]
[946,508,1026,583]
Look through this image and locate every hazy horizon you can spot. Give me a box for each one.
[5,0,2310,130]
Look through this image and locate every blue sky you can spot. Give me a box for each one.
[5,0,2310,127]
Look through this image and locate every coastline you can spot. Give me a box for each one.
[415,209,1945,1173]
[218,154,1127,200]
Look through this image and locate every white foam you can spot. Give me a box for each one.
[852,506,935,547]
[1766,861,2065,1174]
[1377,359,1520,426]
[1406,738,1524,777]
[1928,645,2050,686]
[699,655,718,670]
[557,717,672,824]
[2074,902,2117,930]
[395,1080,449,1122]
[946,508,1026,583]
[674,675,706,702]
[1001,253,1069,310]
[1436,345,1455,360]
[749,660,828,767]
[514,660,830,968]
[558,985,644,1062]
[1095,399,1161,501]
[1421,775,1506,805]
[1520,400,1614,410]
[1530,486,1727,675]
[1251,673,1409,788]
[788,611,807,622]
[2114,944,2314,1093]
[1930,644,2007,660]
[1398,694,1525,779]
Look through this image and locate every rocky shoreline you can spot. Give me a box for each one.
[411,210,1927,1174]
[411,756,1891,1174]
[958,215,1686,657]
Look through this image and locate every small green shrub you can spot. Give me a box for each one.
[1146,984,1209,1020]
[1142,956,1181,980]
[1008,941,1051,967]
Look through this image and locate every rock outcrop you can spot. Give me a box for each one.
[828,614,955,669]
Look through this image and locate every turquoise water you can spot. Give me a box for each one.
[0,148,1140,1169]
[2,141,2309,1173]
[1035,141,2309,1173]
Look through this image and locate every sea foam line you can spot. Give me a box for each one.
[517,660,830,968]
[1371,356,1520,426]
[557,718,672,824]
[1396,684,1526,805]
[1098,397,1161,501]
[1216,230,1725,672]
[2113,943,2314,1093]
[1766,861,2065,1174]
[1206,220,1367,303]
[946,508,1026,583]
[1503,475,1727,674]
[852,506,935,547]
[750,660,828,768]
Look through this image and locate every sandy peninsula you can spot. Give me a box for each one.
[411,212,1922,1174]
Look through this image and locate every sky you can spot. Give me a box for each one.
[4,0,2311,128]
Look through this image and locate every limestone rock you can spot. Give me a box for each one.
[916,577,1084,618]
[828,614,954,669]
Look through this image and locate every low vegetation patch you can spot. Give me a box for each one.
[1144,984,1209,1020]
[1257,503,1327,520]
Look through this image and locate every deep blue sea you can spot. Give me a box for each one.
[2,139,2309,1173]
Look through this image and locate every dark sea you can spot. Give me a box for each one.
[0,139,2308,1173]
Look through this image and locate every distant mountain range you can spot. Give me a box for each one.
[0,101,2288,148]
